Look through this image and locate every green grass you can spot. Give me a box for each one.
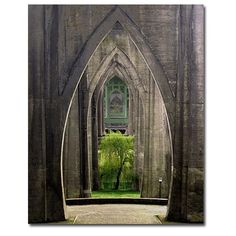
[92,190,140,198]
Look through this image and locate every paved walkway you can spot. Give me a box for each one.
[66,204,167,224]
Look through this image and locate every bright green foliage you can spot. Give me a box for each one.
[98,131,134,190]
[92,190,140,198]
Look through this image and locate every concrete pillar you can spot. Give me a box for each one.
[141,74,171,198]
[167,5,204,222]
[127,90,134,135]
[78,74,91,198]
[101,89,105,135]
[63,89,81,199]
[28,5,48,223]
[28,5,65,222]
[91,92,99,190]
[133,91,145,191]
[97,89,104,137]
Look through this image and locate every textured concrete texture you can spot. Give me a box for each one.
[66,204,166,224]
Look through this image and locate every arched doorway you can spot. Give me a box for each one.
[60,7,174,219]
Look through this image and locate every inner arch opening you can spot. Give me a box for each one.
[104,76,129,134]
[92,75,140,196]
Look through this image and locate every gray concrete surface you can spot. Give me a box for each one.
[66,204,167,224]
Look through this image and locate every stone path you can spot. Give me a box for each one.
[66,204,167,225]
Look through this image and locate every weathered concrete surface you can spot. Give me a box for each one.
[167,5,205,223]
[63,89,81,198]
[28,5,65,223]
[67,204,166,224]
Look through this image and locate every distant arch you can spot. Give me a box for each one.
[86,48,147,187]
[87,47,146,107]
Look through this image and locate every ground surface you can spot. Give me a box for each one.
[63,204,167,225]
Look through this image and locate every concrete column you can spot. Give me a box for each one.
[97,91,102,137]
[184,5,204,222]
[133,91,139,191]
[133,91,145,191]
[97,89,104,137]
[141,75,152,197]
[141,74,171,198]
[78,74,91,198]
[29,5,65,222]
[63,89,81,199]
[138,94,145,191]
[28,6,48,223]
[100,89,105,135]
[91,92,99,190]
[127,90,134,135]
[167,5,204,222]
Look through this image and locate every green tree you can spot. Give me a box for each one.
[99,131,134,190]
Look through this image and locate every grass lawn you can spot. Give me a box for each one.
[92,190,140,198]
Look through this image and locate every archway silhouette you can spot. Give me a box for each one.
[60,6,174,218]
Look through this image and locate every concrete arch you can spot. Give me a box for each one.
[86,47,147,142]
[60,7,175,217]
[85,46,148,144]
[86,49,147,190]
[60,6,174,128]
[85,45,173,200]
[88,59,145,137]
[92,65,138,110]
[87,47,146,107]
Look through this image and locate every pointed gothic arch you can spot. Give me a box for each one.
[87,47,146,107]
[60,7,175,218]
[85,48,147,194]
[59,6,174,127]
